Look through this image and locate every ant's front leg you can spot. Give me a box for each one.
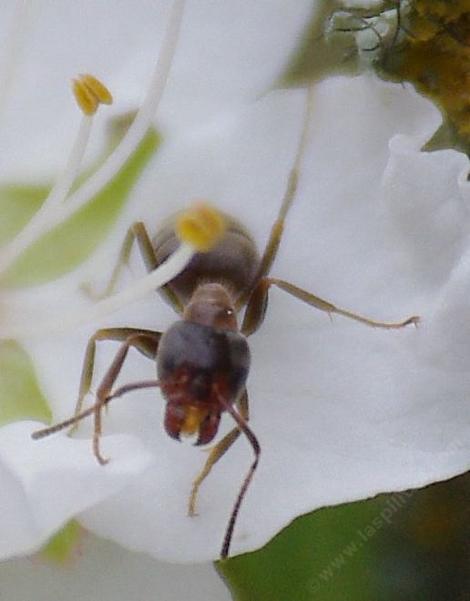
[72,327,161,433]
[242,277,419,337]
[32,330,161,465]
[83,221,183,312]
[83,223,154,300]
[188,390,249,517]
[91,332,159,464]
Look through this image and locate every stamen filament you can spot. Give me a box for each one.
[0,114,93,274]
[0,242,194,339]
[0,0,186,277]
[48,0,186,226]
[1,202,224,338]
[0,1,31,121]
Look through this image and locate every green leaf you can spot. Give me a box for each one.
[2,128,160,287]
[0,184,50,246]
[218,499,385,601]
[40,520,82,564]
[0,340,51,426]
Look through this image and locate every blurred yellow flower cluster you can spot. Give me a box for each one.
[392,0,470,140]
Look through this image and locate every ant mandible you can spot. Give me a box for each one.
[32,88,418,560]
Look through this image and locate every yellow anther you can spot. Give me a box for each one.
[176,202,226,252]
[72,78,98,115]
[72,74,113,116]
[80,74,113,105]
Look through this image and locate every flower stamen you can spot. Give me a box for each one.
[0,75,113,276]
[73,74,113,116]
[0,203,225,339]
[0,1,32,121]
[51,0,186,224]
[0,0,186,279]
[176,202,226,252]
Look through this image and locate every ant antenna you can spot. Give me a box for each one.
[32,380,160,439]
[217,391,261,560]
[237,84,315,310]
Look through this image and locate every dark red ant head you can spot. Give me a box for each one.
[157,320,250,444]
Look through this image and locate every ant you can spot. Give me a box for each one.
[32,90,418,560]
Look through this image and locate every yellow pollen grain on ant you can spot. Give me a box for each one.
[176,202,226,252]
[181,406,209,436]
[72,74,113,116]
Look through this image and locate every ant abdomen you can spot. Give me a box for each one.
[153,211,260,306]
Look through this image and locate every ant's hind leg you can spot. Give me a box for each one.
[242,277,419,337]
[72,327,161,432]
[188,390,249,517]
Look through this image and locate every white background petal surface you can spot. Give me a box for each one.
[0,422,154,560]
[0,534,230,601]
[0,0,313,181]
[26,75,470,562]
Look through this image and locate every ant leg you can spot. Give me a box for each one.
[31,379,160,440]
[33,333,160,464]
[93,376,161,463]
[242,277,419,336]
[71,327,161,432]
[131,222,184,313]
[256,92,313,278]
[85,226,136,299]
[92,334,156,464]
[83,222,183,313]
[237,87,314,308]
[217,393,260,560]
[82,226,138,300]
[188,390,249,517]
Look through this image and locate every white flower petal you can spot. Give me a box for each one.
[26,75,470,562]
[0,421,154,559]
[0,534,229,601]
[0,0,314,180]
[380,139,470,291]
[415,247,470,373]
[277,74,442,303]
[159,0,314,133]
